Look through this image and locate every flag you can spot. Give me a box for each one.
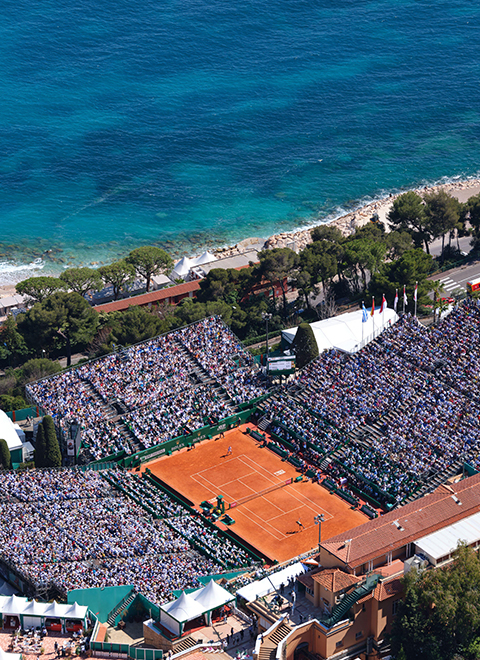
[362,302,368,323]
[380,294,386,313]
[414,282,418,302]
[403,285,408,306]
[394,289,398,312]
[371,297,375,316]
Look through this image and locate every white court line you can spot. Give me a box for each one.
[191,454,283,500]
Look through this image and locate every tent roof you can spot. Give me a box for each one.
[161,591,205,623]
[192,252,217,266]
[191,580,234,610]
[0,596,87,620]
[282,306,398,355]
[0,410,23,451]
[172,257,194,277]
[0,595,29,615]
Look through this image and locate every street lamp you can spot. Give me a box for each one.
[262,312,272,362]
[314,514,325,552]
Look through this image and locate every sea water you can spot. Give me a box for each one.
[1,0,480,279]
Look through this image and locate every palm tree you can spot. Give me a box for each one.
[431,280,446,325]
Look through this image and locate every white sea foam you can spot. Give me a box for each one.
[0,258,45,285]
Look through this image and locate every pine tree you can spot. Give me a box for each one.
[34,423,46,468]
[292,323,319,369]
[43,415,62,468]
[0,439,12,470]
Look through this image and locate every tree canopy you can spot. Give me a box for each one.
[17,292,98,365]
[43,415,62,467]
[16,276,64,303]
[390,544,480,660]
[126,246,174,292]
[388,191,432,253]
[0,439,11,469]
[292,322,319,369]
[98,260,136,300]
[59,267,102,297]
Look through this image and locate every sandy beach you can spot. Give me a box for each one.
[2,178,480,297]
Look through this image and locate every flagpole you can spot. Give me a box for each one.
[362,303,364,345]
[403,285,406,315]
[382,293,385,328]
[414,281,418,318]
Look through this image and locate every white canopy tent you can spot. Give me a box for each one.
[0,595,88,632]
[0,411,23,452]
[160,591,205,636]
[282,306,399,355]
[0,648,21,660]
[171,257,194,280]
[189,579,235,624]
[192,252,217,267]
[236,562,307,602]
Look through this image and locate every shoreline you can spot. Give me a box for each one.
[2,177,480,298]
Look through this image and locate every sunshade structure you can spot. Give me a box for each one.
[190,579,235,625]
[0,410,23,453]
[0,595,88,632]
[160,592,205,636]
[236,562,307,602]
[282,307,399,355]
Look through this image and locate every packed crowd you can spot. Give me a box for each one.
[123,384,233,449]
[177,317,267,403]
[0,468,256,605]
[257,300,480,505]
[377,300,480,402]
[260,395,343,456]
[106,469,254,568]
[26,318,269,461]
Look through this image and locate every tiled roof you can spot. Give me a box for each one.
[297,570,321,590]
[375,577,403,602]
[93,280,201,313]
[321,473,480,569]
[312,568,360,593]
[357,576,403,604]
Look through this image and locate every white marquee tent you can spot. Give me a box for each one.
[0,410,23,453]
[171,257,195,280]
[0,595,88,632]
[190,579,235,624]
[192,252,217,267]
[282,306,399,355]
[160,592,205,636]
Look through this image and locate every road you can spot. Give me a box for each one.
[429,259,480,297]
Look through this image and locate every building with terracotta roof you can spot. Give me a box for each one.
[319,473,480,576]
[93,280,201,313]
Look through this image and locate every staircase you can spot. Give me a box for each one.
[172,637,198,656]
[258,416,271,432]
[401,459,465,506]
[258,623,291,660]
[107,589,136,626]
[323,573,379,628]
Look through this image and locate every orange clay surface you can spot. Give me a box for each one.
[142,424,366,563]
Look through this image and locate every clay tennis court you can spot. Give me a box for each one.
[142,424,366,563]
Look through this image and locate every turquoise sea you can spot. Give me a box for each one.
[2,0,480,279]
